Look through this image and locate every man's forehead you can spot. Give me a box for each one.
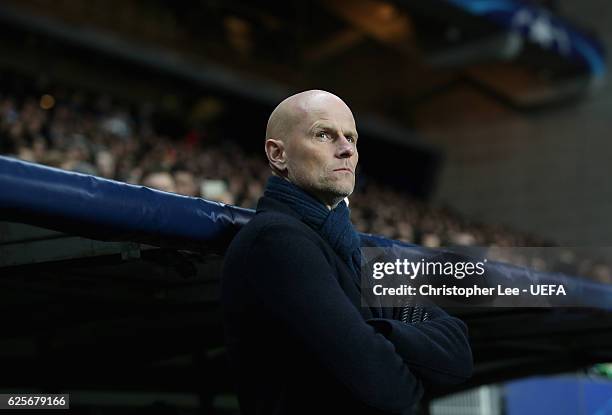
[308,116,357,133]
[299,96,356,129]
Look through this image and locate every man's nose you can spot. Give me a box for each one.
[336,135,355,158]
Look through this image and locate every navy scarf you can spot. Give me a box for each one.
[264,175,363,281]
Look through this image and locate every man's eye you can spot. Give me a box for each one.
[316,131,331,140]
[346,136,355,143]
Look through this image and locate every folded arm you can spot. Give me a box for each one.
[366,305,473,386]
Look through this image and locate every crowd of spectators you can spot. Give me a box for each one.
[1,85,610,285]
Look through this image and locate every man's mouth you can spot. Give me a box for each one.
[333,168,353,174]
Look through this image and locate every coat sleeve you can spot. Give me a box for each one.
[366,305,473,386]
[244,222,423,413]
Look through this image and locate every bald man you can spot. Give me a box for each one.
[221,91,472,415]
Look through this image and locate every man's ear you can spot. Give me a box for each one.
[265,138,287,173]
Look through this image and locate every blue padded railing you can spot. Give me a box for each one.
[0,155,403,252]
[2,155,611,308]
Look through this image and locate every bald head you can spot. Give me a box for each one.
[263,89,359,208]
[265,90,351,143]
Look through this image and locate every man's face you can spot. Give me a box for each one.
[285,95,358,207]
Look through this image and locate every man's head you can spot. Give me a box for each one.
[265,90,358,209]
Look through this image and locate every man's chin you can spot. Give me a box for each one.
[308,182,353,207]
[327,179,354,194]
[327,187,353,202]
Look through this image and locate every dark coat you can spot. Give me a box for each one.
[221,196,473,415]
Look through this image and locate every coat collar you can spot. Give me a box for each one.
[256,195,304,221]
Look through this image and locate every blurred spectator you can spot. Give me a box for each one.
[422,233,442,248]
[200,179,230,203]
[142,170,177,193]
[96,150,116,179]
[592,263,612,284]
[100,109,132,138]
[172,165,200,197]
